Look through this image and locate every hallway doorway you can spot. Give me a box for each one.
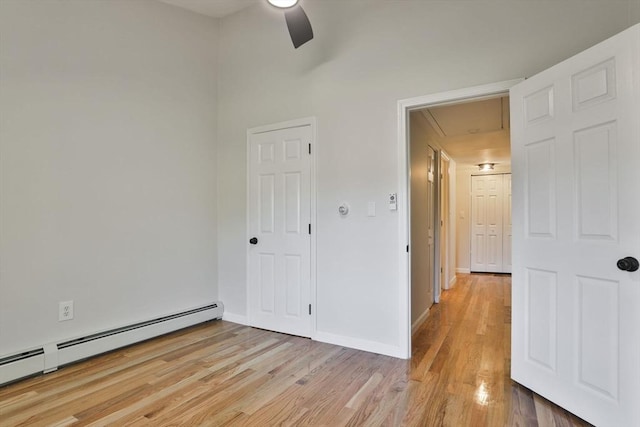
[404,81,516,343]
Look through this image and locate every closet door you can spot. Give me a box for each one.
[470,174,504,272]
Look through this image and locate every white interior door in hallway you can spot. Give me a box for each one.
[510,23,640,427]
[470,173,511,273]
[248,123,312,338]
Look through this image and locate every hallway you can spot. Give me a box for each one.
[409,273,590,425]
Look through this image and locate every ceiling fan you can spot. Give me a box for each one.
[267,0,314,49]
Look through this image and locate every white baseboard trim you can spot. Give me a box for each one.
[456,268,471,274]
[449,275,457,288]
[222,312,248,325]
[412,308,430,335]
[314,331,407,359]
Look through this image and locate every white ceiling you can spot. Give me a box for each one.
[434,128,511,167]
[157,0,259,18]
[416,97,511,167]
[423,97,509,138]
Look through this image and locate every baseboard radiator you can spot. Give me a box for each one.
[0,302,223,386]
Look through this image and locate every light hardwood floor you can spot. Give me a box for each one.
[0,274,592,426]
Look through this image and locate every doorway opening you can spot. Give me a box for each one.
[397,79,522,358]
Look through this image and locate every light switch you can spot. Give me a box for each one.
[367,202,376,217]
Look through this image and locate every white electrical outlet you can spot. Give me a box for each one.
[59,301,74,321]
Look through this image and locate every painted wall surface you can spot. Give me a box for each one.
[448,165,457,286]
[410,113,435,327]
[440,156,454,290]
[3,0,634,359]
[217,0,636,355]
[411,112,458,291]
[0,0,219,355]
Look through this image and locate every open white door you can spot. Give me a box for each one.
[511,24,640,426]
[248,123,312,338]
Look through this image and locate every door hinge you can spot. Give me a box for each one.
[308,143,311,154]
[308,304,311,315]
[308,224,311,235]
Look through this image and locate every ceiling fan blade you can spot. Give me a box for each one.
[284,5,313,49]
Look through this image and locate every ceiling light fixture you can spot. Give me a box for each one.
[267,0,299,8]
[267,0,313,49]
[478,163,495,171]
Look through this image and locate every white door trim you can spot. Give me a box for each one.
[397,79,523,358]
[246,116,317,338]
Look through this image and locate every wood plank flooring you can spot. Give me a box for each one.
[0,274,592,426]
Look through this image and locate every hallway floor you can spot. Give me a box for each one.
[410,273,590,426]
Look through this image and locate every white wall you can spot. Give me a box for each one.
[0,0,219,356]
[410,112,435,328]
[409,111,457,328]
[410,112,458,291]
[448,163,457,286]
[217,0,637,356]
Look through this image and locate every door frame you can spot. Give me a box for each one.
[246,116,317,338]
[433,147,441,304]
[439,151,451,291]
[397,79,522,358]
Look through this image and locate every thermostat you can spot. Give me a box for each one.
[389,193,397,210]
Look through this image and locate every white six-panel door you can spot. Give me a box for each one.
[471,174,505,272]
[248,124,312,338]
[510,24,640,426]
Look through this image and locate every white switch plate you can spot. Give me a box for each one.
[367,202,376,217]
[59,301,74,321]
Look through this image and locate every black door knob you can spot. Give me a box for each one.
[617,257,639,272]
[249,237,258,245]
